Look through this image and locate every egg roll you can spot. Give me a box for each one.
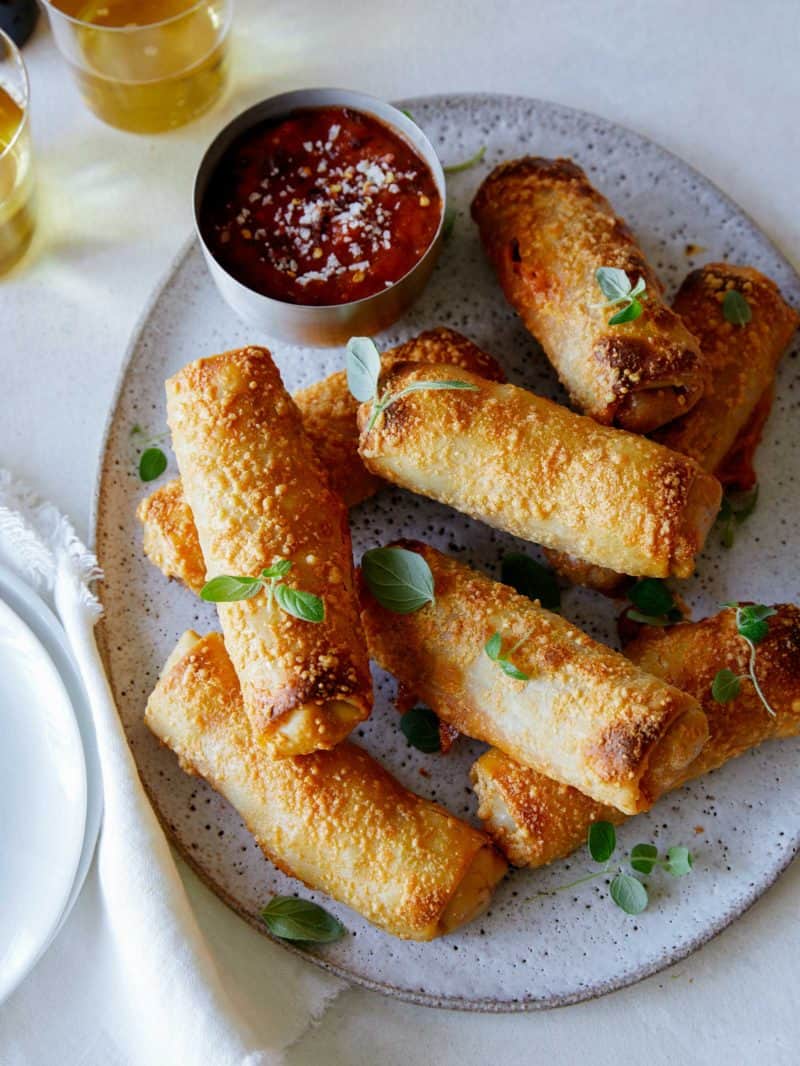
[472,604,800,866]
[139,329,504,593]
[357,363,722,579]
[165,346,372,756]
[653,263,798,478]
[471,157,706,432]
[146,631,507,940]
[359,542,708,814]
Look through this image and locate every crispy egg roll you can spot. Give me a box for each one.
[146,631,507,940]
[472,604,800,866]
[166,346,372,756]
[357,363,722,579]
[653,263,798,478]
[139,329,504,594]
[471,157,706,432]
[359,542,708,814]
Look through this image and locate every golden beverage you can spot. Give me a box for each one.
[0,84,34,275]
[47,0,231,134]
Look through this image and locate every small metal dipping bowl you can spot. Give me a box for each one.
[194,88,446,347]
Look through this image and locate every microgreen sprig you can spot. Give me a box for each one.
[200,559,325,623]
[443,145,487,174]
[717,484,759,549]
[625,578,683,627]
[711,603,777,716]
[346,336,479,433]
[484,631,530,681]
[595,267,647,325]
[540,821,693,915]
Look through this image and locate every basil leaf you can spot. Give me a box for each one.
[400,706,441,753]
[501,552,560,610]
[723,289,752,326]
[261,896,345,943]
[629,578,675,617]
[596,267,633,303]
[499,659,529,682]
[443,145,487,175]
[138,447,167,482]
[361,546,435,614]
[484,632,502,660]
[711,668,741,703]
[346,336,382,403]
[200,575,263,602]
[262,559,292,579]
[274,583,325,623]
[442,205,457,240]
[609,873,648,915]
[608,298,643,325]
[587,820,616,863]
[630,842,659,875]
[665,846,693,877]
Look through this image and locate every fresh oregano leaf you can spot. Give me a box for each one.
[711,668,742,703]
[630,843,659,875]
[596,267,633,303]
[501,552,560,610]
[345,336,382,403]
[499,659,530,681]
[608,298,644,325]
[273,583,325,623]
[261,896,345,943]
[723,289,752,326]
[484,632,529,681]
[200,575,263,602]
[361,546,435,614]
[400,706,441,753]
[587,820,616,863]
[138,447,168,482]
[609,874,648,915]
[484,632,503,660]
[665,846,693,877]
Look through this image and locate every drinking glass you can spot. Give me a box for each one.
[42,0,233,134]
[0,27,34,275]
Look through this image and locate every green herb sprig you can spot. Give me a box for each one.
[717,485,759,548]
[200,559,325,623]
[595,267,647,325]
[711,603,777,716]
[443,145,487,174]
[541,821,693,915]
[261,896,345,943]
[346,337,479,434]
[501,551,560,610]
[400,705,441,752]
[484,632,530,681]
[626,578,683,627]
[131,424,169,482]
[361,546,435,614]
[723,289,752,326]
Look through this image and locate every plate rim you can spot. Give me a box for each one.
[90,90,800,1012]
[0,596,88,1006]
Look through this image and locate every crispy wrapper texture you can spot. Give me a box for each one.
[471,157,705,432]
[359,542,708,815]
[146,631,507,940]
[357,364,721,579]
[653,263,798,478]
[165,346,372,756]
[139,329,504,593]
[472,605,800,866]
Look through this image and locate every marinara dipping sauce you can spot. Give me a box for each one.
[199,106,443,307]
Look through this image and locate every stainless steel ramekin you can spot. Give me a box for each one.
[193,88,446,347]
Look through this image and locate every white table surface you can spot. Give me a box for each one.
[3,1,799,1062]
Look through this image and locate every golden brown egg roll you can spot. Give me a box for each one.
[165,346,372,757]
[138,328,505,594]
[146,630,507,940]
[357,364,722,579]
[471,157,706,432]
[472,604,800,866]
[359,542,708,815]
[653,263,798,477]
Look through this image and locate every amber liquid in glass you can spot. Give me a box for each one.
[0,85,34,274]
[53,0,229,133]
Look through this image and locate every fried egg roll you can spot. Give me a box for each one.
[472,604,800,866]
[357,364,722,579]
[146,631,507,940]
[471,157,706,432]
[653,263,798,478]
[166,346,372,756]
[139,329,504,593]
[359,542,708,814]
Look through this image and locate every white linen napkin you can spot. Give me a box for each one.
[0,470,345,1066]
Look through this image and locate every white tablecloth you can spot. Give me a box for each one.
[1,1,798,1062]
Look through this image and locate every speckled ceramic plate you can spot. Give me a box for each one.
[93,93,800,1011]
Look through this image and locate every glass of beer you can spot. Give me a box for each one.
[42,1,233,134]
[0,28,34,275]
